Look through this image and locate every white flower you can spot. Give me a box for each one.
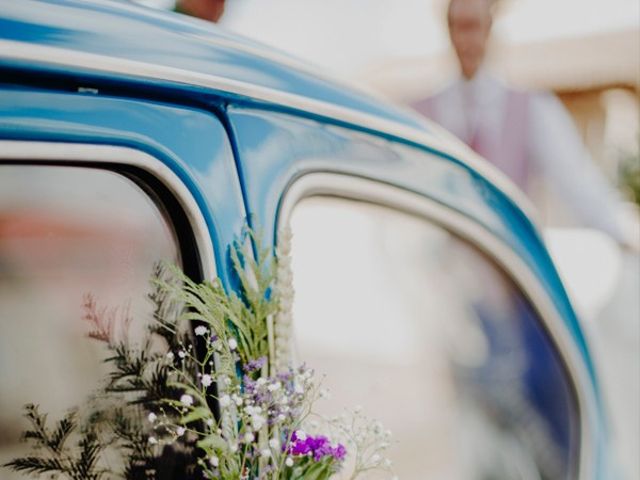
[295,430,307,441]
[209,455,219,467]
[147,412,157,423]
[285,457,294,467]
[274,226,294,371]
[206,418,214,427]
[260,449,271,458]
[201,374,213,387]
[176,426,186,437]
[166,352,174,361]
[180,394,193,406]
[178,350,187,359]
[219,395,231,407]
[148,436,158,445]
[269,438,280,449]
[267,382,281,392]
[244,432,255,443]
[194,325,208,336]
[228,338,238,351]
[251,414,265,431]
[229,443,238,453]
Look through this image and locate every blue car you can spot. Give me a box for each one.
[0,1,612,479]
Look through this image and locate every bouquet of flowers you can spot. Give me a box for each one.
[4,229,395,480]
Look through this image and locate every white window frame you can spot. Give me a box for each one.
[0,140,216,281]
[277,172,597,480]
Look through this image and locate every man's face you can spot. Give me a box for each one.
[448,0,492,79]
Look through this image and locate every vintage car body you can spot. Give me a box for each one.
[0,1,612,478]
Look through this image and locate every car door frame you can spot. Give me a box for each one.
[275,171,600,480]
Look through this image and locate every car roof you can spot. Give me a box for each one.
[0,0,533,218]
[0,0,423,128]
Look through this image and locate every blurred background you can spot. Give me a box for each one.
[1,1,637,479]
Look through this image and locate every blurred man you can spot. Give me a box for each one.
[174,0,225,23]
[412,0,633,246]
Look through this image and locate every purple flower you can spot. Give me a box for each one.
[331,443,347,461]
[286,431,346,463]
[243,375,256,394]
[243,356,267,373]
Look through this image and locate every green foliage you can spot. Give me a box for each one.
[618,144,640,207]
[21,404,75,454]
[229,232,278,362]
[3,232,278,480]
[156,232,276,374]
[4,264,193,479]
[4,404,105,480]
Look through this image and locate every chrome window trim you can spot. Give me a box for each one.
[277,172,595,480]
[0,140,216,281]
[0,39,538,225]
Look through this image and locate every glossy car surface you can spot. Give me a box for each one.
[0,1,612,478]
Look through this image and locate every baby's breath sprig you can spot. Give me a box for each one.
[327,407,397,480]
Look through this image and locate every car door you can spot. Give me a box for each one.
[227,106,602,479]
[0,83,247,475]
